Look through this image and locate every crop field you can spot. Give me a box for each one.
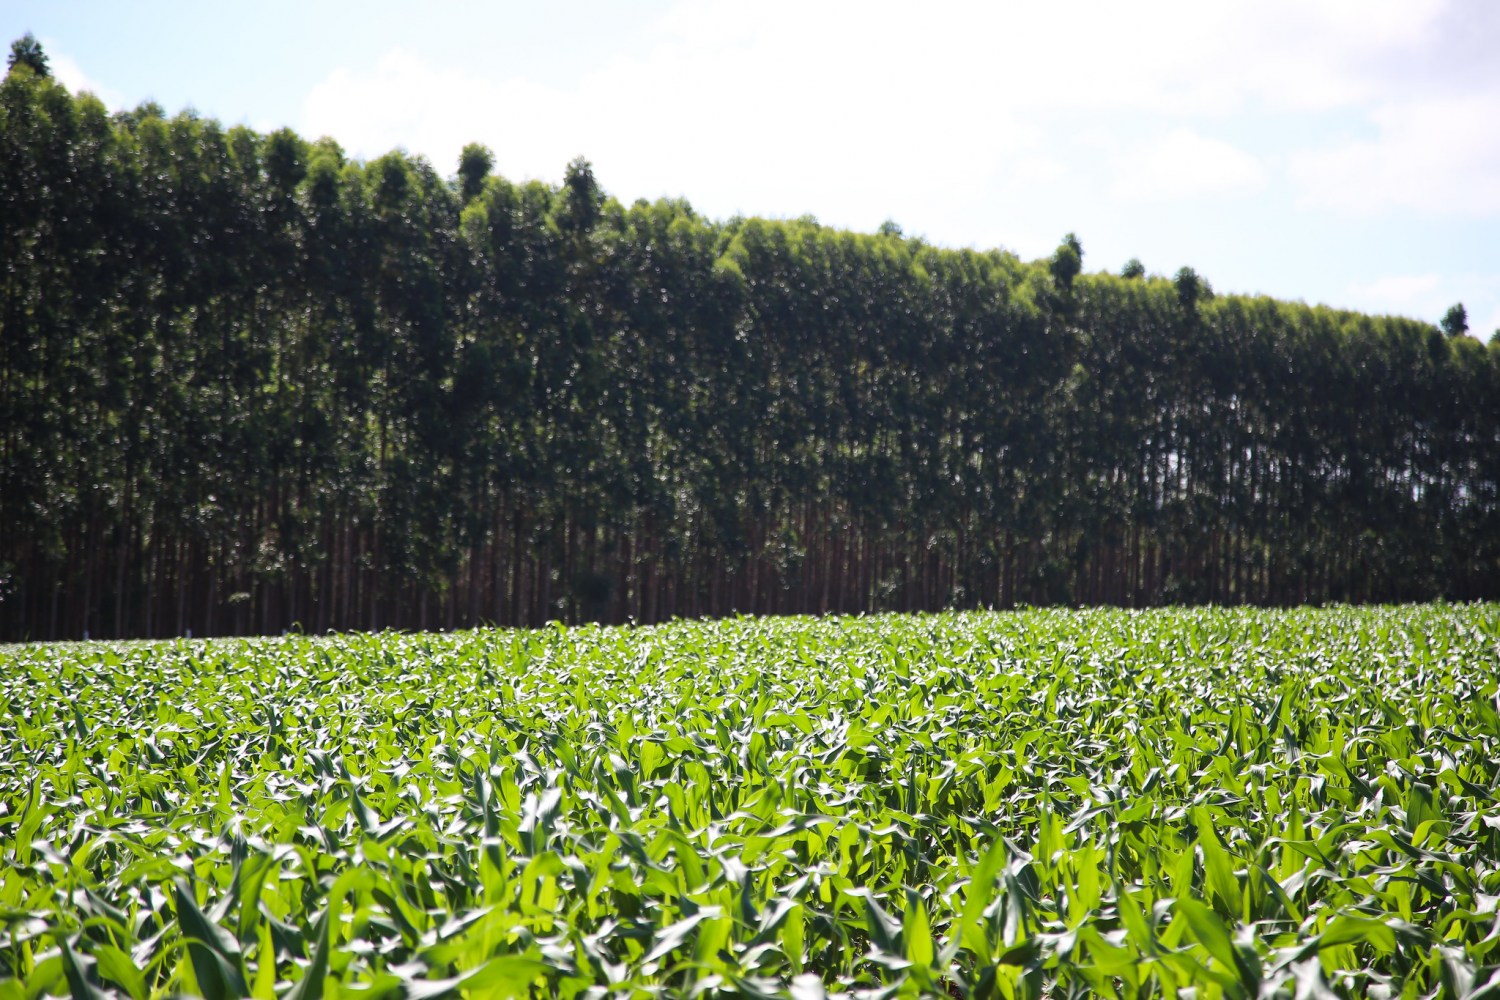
[2,606,1499,999]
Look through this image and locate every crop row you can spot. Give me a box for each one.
[2,605,1499,998]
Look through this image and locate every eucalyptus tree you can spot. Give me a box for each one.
[1442,301,1468,337]
[457,142,493,205]
[4,70,1500,638]
[6,33,47,77]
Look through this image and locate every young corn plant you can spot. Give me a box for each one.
[1,604,1498,998]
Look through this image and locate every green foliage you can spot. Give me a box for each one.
[1442,302,1469,337]
[6,33,47,78]
[558,156,601,234]
[2,604,1499,998]
[265,128,308,193]
[373,152,412,212]
[458,143,494,205]
[1174,266,1208,311]
[3,76,1500,641]
[1048,232,1083,292]
[1120,258,1145,279]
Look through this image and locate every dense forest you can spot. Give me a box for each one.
[4,47,1500,641]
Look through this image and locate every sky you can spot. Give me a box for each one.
[8,0,1500,338]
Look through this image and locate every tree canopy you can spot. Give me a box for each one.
[4,65,1499,639]
[5,33,48,78]
[1442,302,1469,337]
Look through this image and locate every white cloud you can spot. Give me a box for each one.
[641,0,1452,120]
[1111,129,1266,201]
[296,0,1496,237]
[298,15,1040,226]
[1480,304,1500,339]
[1462,274,1500,339]
[302,51,522,173]
[1194,0,1449,112]
[1288,93,1500,215]
[1009,156,1068,186]
[1339,272,1500,333]
[1346,273,1441,307]
[45,46,124,109]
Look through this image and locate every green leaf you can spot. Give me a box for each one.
[903,889,934,969]
[92,945,147,1000]
[282,907,330,1000]
[1193,807,1240,917]
[1317,915,1396,954]
[1175,898,1258,992]
[458,955,551,999]
[58,939,109,1000]
[853,890,903,958]
[174,878,249,1000]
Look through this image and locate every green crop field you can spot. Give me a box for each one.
[3,605,1499,999]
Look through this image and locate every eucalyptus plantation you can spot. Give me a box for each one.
[4,54,1500,641]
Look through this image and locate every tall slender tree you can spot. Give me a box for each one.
[3,70,1498,638]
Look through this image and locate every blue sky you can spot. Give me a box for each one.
[9,0,1500,337]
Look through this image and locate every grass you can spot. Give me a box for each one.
[2,604,1499,998]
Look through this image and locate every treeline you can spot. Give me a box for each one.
[4,61,1500,641]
